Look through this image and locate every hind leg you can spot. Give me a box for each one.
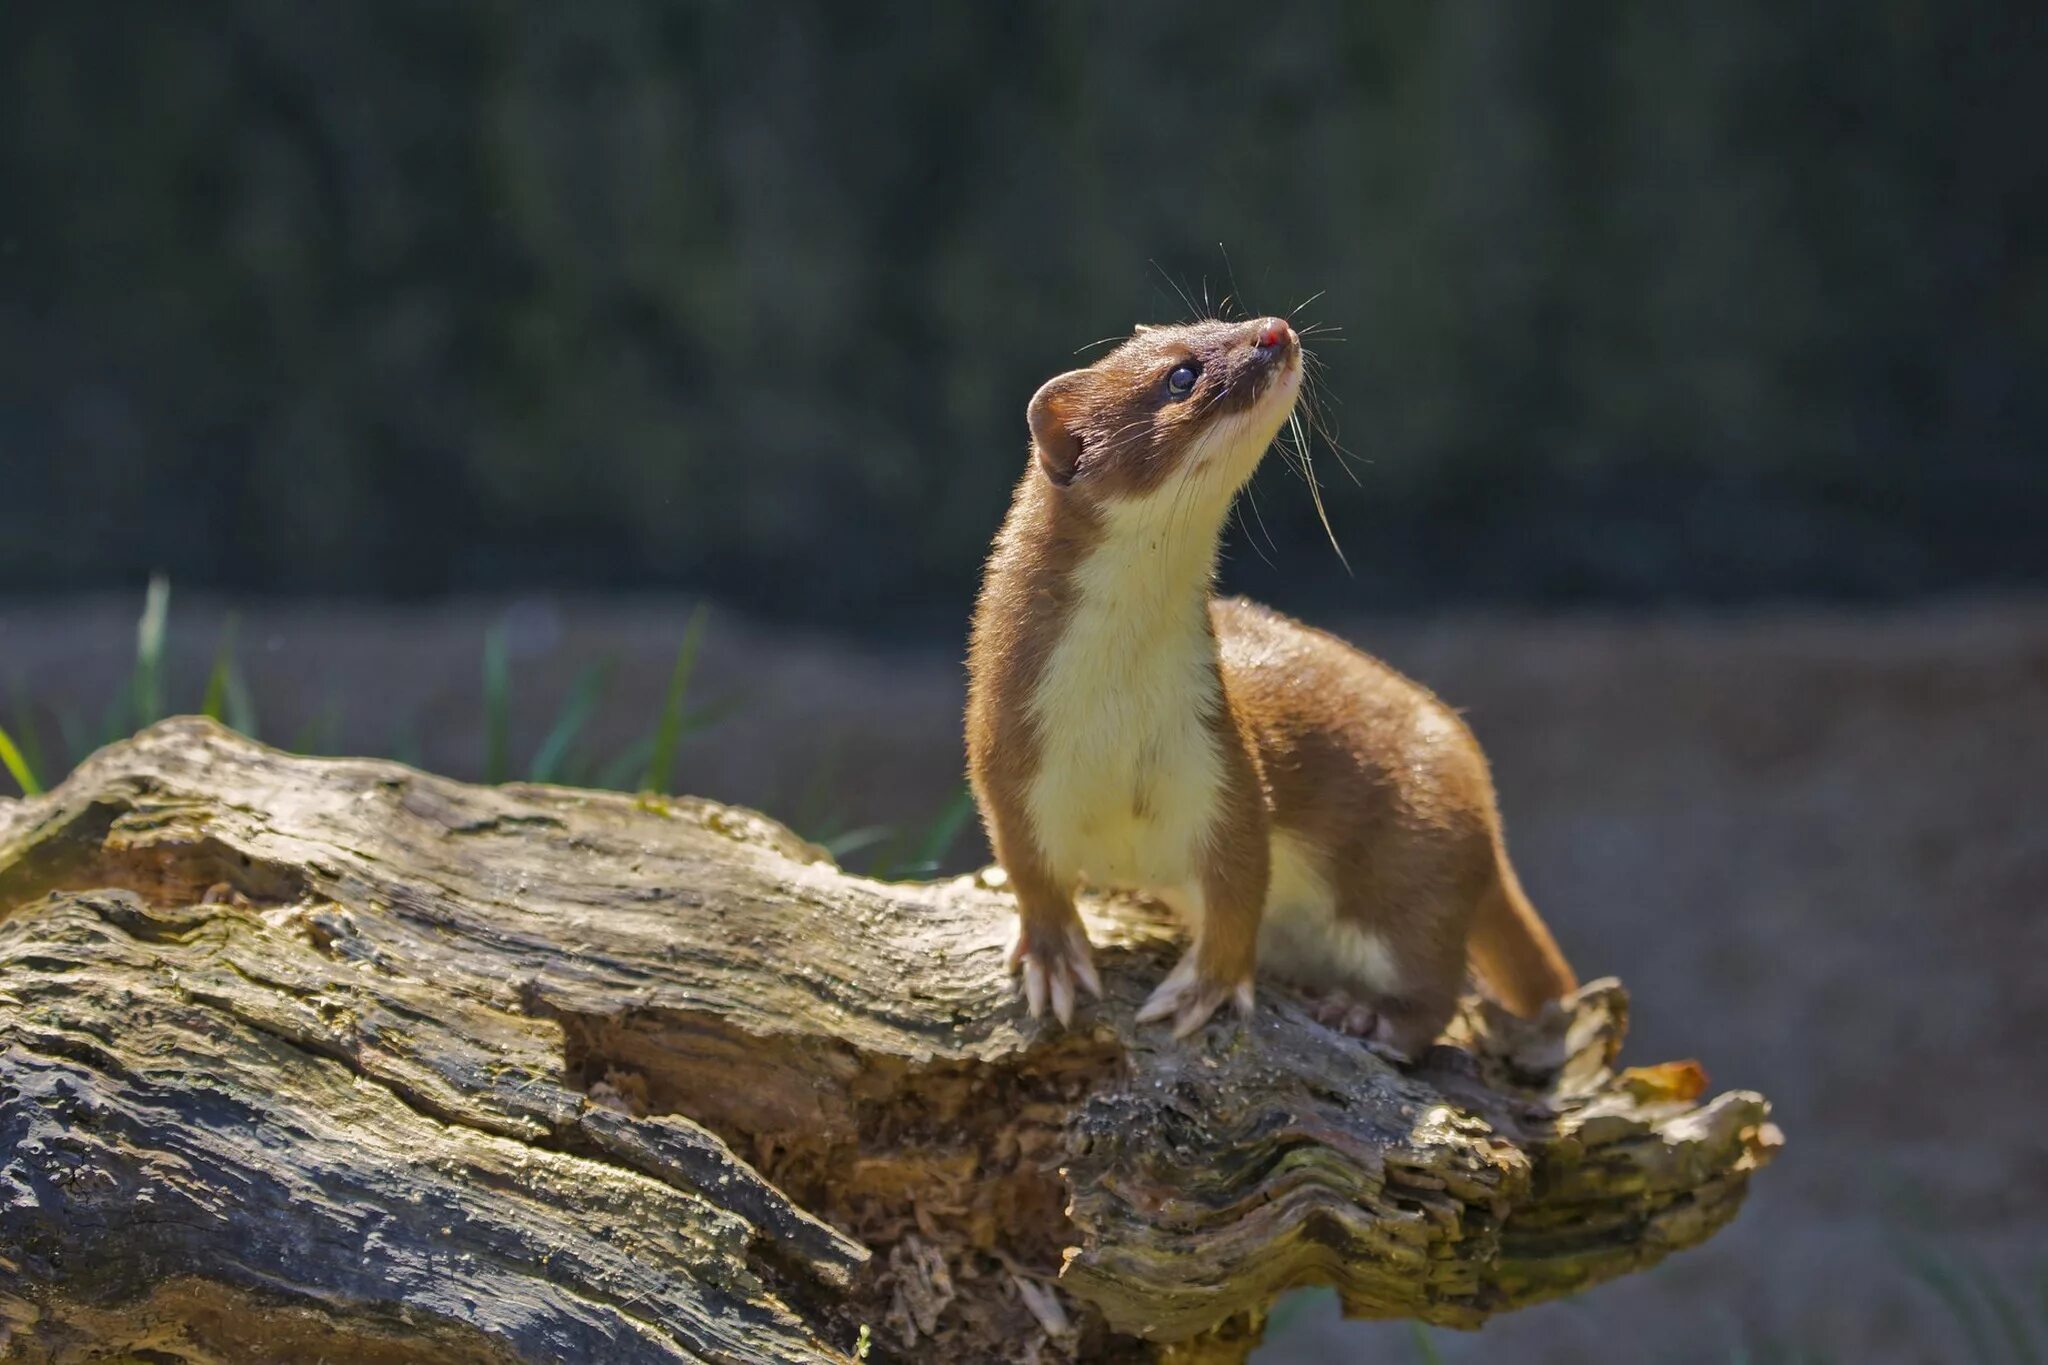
[1308,983,1457,1060]
[1291,880,1469,1060]
[1298,816,1487,1057]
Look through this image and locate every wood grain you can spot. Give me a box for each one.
[0,719,1778,1363]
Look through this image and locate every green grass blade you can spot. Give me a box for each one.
[288,701,343,757]
[911,786,975,871]
[96,688,129,749]
[529,661,612,784]
[0,720,43,796]
[1408,1322,1443,1365]
[876,786,976,880]
[789,745,844,837]
[201,613,239,723]
[1902,1243,2004,1365]
[641,604,708,794]
[823,825,895,861]
[482,623,511,784]
[6,686,49,789]
[862,830,912,880]
[595,735,657,792]
[678,691,748,739]
[1966,1256,2043,1365]
[131,573,170,729]
[222,661,259,740]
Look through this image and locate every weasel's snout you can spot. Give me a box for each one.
[1252,318,1296,355]
[1245,321,1294,378]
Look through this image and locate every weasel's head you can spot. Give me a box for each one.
[1025,317,1303,511]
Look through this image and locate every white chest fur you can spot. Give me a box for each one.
[1024,507,1227,890]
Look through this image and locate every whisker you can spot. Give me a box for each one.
[1219,242,1245,321]
[1290,288,1328,317]
[1235,477,1280,567]
[1288,408,1352,574]
[1309,408,1364,485]
[1295,357,1365,487]
[1150,259,1200,322]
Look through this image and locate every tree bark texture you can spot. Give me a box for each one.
[0,719,1779,1363]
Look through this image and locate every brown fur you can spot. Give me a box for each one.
[967,317,1576,1049]
[1215,597,1576,1047]
[963,475,1099,988]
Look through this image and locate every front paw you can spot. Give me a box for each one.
[1007,920,1102,1027]
[1134,948,1255,1039]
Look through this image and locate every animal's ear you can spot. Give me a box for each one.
[1027,371,1088,487]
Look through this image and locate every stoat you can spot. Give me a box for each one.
[965,317,1575,1054]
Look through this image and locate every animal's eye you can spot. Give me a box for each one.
[1167,364,1199,397]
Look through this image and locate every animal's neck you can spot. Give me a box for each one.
[1074,496,1229,640]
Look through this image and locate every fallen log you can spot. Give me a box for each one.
[0,718,1778,1363]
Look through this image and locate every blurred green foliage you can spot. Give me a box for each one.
[3,2,2042,620]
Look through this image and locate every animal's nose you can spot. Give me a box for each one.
[1254,318,1293,351]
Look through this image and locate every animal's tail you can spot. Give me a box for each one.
[1468,848,1577,1016]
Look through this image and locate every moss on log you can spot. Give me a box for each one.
[0,719,1779,1363]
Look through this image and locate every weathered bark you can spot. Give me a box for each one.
[0,719,1779,1364]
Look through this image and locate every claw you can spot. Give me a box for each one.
[1309,988,1384,1039]
[1022,957,1049,1018]
[1069,933,1104,999]
[1009,919,1100,1028]
[1307,988,1415,1058]
[1134,953,1199,1025]
[1170,1001,1211,1039]
[1049,962,1075,1025]
[1138,948,1254,1038]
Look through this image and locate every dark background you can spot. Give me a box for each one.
[4,7,2046,1363]
[5,1,2044,621]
